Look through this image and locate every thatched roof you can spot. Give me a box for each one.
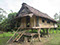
[16,3,57,23]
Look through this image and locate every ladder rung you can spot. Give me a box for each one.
[13,33,22,42]
[16,31,26,41]
[6,26,21,43]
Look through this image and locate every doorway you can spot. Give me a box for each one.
[26,16,30,27]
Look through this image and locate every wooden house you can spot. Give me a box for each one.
[7,3,58,43]
[16,3,57,29]
[15,3,57,41]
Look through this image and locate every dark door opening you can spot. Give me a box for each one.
[26,16,30,27]
[36,16,39,27]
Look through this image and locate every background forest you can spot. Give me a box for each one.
[0,8,17,32]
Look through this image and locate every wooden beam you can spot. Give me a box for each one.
[46,28,50,37]
[38,28,41,41]
[34,16,36,27]
[24,37,28,42]
[6,26,21,43]
[43,29,45,35]
[30,36,34,42]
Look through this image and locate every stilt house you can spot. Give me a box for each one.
[7,3,58,43]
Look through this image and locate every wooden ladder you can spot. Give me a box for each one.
[13,30,26,42]
[6,27,21,43]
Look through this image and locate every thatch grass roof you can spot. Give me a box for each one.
[16,3,57,23]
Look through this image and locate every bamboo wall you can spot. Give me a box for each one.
[20,16,57,28]
[20,17,26,28]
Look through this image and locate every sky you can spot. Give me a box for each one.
[0,0,60,18]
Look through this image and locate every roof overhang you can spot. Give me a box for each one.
[15,13,33,19]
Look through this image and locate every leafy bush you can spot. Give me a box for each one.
[0,32,14,37]
[0,12,18,31]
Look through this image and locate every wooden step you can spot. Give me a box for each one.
[6,27,21,43]
[13,33,22,42]
[16,31,26,41]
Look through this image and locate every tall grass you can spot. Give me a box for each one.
[45,32,60,45]
[0,32,14,37]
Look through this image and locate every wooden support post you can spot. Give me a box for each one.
[43,29,45,35]
[43,29,46,37]
[50,28,51,33]
[38,28,41,41]
[53,28,54,34]
[30,36,35,45]
[46,28,50,37]
[34,16,35,27]
[24,37,28,42]
[31,29,33,33]
[30,36,34,42]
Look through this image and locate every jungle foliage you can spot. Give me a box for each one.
[0,12,17,31]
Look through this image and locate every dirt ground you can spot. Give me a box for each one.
[7,36,52,45]
[7,42,43,45]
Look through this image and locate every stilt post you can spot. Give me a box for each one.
[46,28,50,37]
[43,29,45,35]
[38,28,41,41]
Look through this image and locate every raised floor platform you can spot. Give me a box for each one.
[15,27,56,30]
[23,33,38,36]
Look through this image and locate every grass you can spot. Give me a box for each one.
[26,29,38,33]
[0,32,14,45]
[0,30,60,45]
[45,30,60,45]
[0,37,10,45]
[0,32,14,37]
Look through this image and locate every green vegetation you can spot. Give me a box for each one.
[0,8,7,22]
[45,33,60,45]
[0,37,10,45]
[0,32,14,45]
[0,12,17,31]
[0,30,60,45]
[0,32,14,37]
[26,29,38,33]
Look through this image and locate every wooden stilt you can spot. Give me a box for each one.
[38,28,41,41]
[43,29,45,35]
[43,29,46,38]
[30,36,34,42]
[50,28,51,33]
[46,28,50,37]
[32,29,33,33]
[24,37,28,42]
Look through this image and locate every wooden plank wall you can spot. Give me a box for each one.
[20,17,26,28]
[20,16,57,28]
[39,17,55,28]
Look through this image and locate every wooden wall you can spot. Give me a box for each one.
[38,17,55,28]
[20,16,57,28]
[20,17,26,28]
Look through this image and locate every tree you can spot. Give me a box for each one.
[54,13,58,20]
[54,12,60,21]
[8,12,17,20]
[0,8,7,22]
[54,12,60,30]
[59,12,60,21]
[0,18,11,31]
[0,12,17,31]
[8,12,17,29]
[0,8,7,14]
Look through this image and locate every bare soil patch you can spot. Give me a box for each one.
[7,36,52,45]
